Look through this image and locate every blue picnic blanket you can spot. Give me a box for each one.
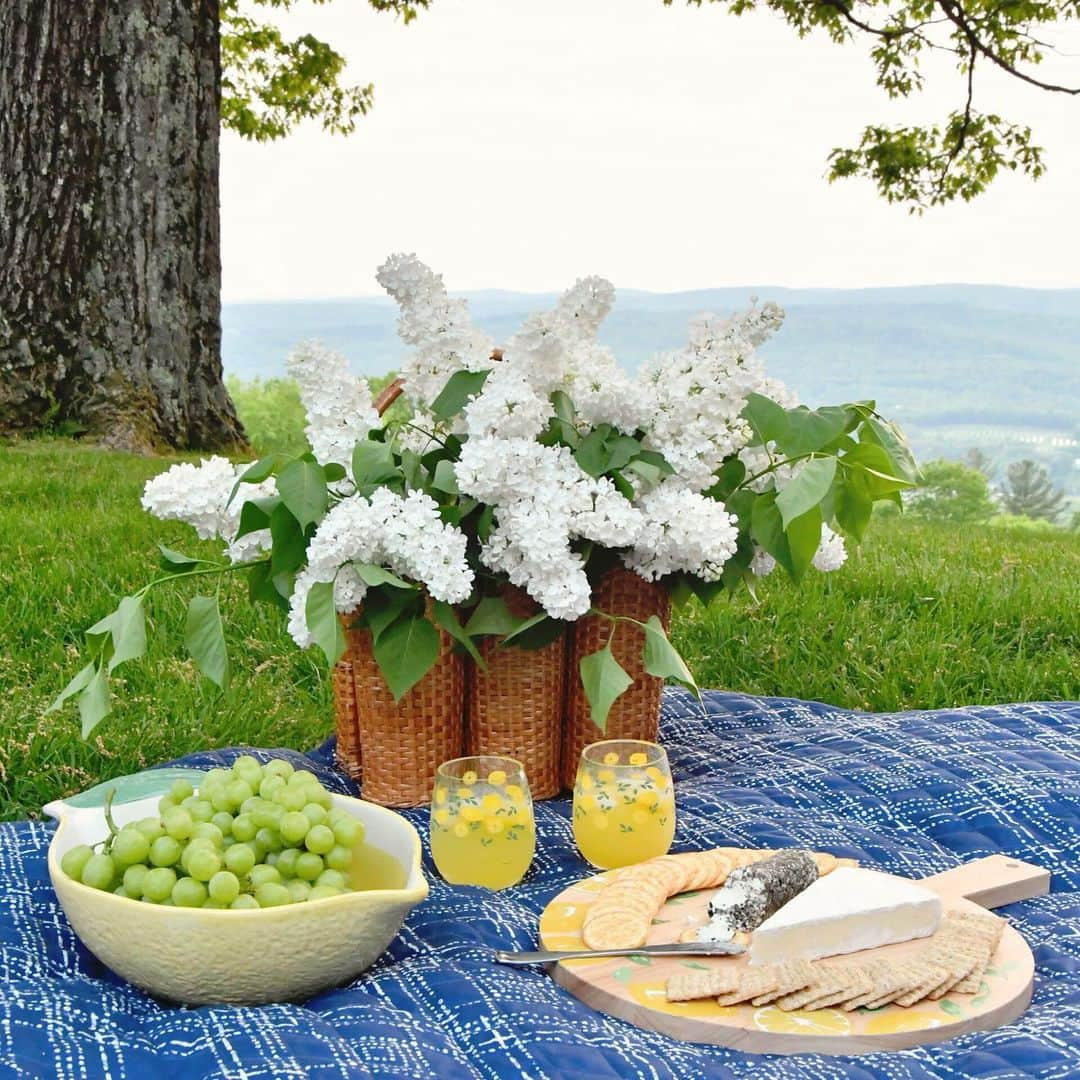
[1,690,1078,1079]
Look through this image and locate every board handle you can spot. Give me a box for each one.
[921,854,1050,909]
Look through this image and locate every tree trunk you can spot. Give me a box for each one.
[0,0,245,452]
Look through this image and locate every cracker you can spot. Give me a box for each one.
[834,857,860,871]
[671,850,719,892]
[859,960,942,1010]
[894,962,951,1007]
[924,943,980,1000]
[809,963,876,1009]
[812,852,839,876]
[843,961,923,1011]
[665,968,740,1002]
[749,959,816,1006]
[581,912,648,951]
[952,943,993,994]
[715,966,780,1006]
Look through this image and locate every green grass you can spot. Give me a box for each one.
[1,439,1078,822]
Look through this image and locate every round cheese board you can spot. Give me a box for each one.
[538,854,1048,1055]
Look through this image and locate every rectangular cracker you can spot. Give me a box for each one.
[894,963,951,1007]
[859,960,943,1010]
[843,961,924,1011]
[715,966,780,1006]
[809,964,877,1009]
[749,960,816,1006]
[666,967,740,1002]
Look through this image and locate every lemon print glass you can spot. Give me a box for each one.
[430,756,536,890]
[572,740,675,869]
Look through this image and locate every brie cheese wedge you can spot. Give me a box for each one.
[749,867,942,965]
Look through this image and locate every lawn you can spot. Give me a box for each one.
[1,439,1077,822]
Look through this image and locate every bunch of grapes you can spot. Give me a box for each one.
[60,756,365,909]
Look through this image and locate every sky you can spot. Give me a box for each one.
[219,0,1080,300]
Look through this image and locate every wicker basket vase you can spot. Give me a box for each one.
[466,587,567,800]
[333,615,465,807]
[561,568,672,790]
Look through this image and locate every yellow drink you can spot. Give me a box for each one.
[572,740,675,869]
[430,757,536,890]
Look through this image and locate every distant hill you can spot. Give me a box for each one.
[223,284,1080,494]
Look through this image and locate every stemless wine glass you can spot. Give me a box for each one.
[572,739,676,869]
[429,755,536,889]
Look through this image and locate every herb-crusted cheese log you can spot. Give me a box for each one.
[697,849,819,942]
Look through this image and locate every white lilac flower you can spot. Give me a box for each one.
[141,457,275,563]
[375,253,494,408]
[624,481,739,582]
[750,547,777,577]
[287,488,474,648]
[462,365,553,441]
[285,341,379,469]
[812,523,847,572]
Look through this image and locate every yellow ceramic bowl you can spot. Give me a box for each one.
[46,790,428,1005]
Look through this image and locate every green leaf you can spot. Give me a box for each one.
[610,469,637,500]
[107,596,146,673]
[625,459,662,491]
[352,439,400,489]
[464,595,524,637]
[323,462,347,483]
[79,666,111,738]
[477,504,496,543]
[844,442,914,497]
[574,425,614,477]
[269,503,306,575]
[157,544,208,573]
[634,449,675,476]
[579,642,633,733]
[431,600,486,667]
[235,499,272,541]
[606,435,642,472]
[47,662,96,714]
[640,615,699,698]
[359,585,420,641]
[834,472,874,542]
[750,492,793,577]
[499,611,550,647]
[775,457,837,528]
[305,580,346,666]
[247,560,288,612]
[778,405,853,457]
[742,393,789,445]
[430,459,459,495]
[786,506,823,582]
[430,369,490,421]
[353,563,415,590]
[704,457,746,502]
[551,389,576,425]
[864,414,920,483]
[501,614,567,651]
[399,448,424,491]
[228,453,286,505]
[184,595,229,689]
[372,612,440,701]
[276,459,328,530]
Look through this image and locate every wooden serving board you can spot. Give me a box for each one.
[539,854,1049,1055]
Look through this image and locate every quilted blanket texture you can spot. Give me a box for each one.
[0,689,1077,1079]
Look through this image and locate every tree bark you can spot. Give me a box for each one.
[0,0,245,451]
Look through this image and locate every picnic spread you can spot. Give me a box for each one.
[3,689,1078,1079]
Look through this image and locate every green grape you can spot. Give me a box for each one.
[259,775,287,801]
[239,796,262,816]
[169,778,195,802]
[209,788,234,813]
[250,839,267,863]
[286,879,312,903]
[288,770,316,788]
[162,807,194,841]
[249,864,281,887]
[134,817,165,842]
[211,811,234,836]
[255,882,291,908]
[162,899,175,906]
[301,803,328,827]
[221,836,236,850]
[232,756,264,788]
[149,836,182,867]
[61,844,95,882]
[252,802,283,829]
[230,894,260,910]
[305,824,335,855]
[208,870,240,904]
[255,827,283,854]
[123,863,149,897]
[142,867,177,902]
[190,822,224,847]
[273,787,306,813]
[275,849,300,879]
[316,869,348,891]
[157,795,178,815]
[172,878,208,907]
[325,845,353,872]
[113,886,129,898]
[185,798,214,824]
[306,786,333,811]
[294,852,323,882]
[309,884,344,901]
[81,855,116,889]
[265,851,279,867]
[111,827,151,868]
[186,847,222,882]
[224,843,256,876]
[263,759,294,780]
[332,816,363,848]
[279,811,310,846]
[202,899,228,909]
[204,767,232,787]
[225,779,254,810]
[231,814,256,842]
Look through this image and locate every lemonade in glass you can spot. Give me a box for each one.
[572,740,675,869]
[429,756,536,889]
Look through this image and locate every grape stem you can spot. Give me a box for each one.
[102,787,120,845]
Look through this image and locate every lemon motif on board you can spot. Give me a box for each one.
[628,981,739,1020]
[753,1007,852,1036]
[863,1011,944,1035]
